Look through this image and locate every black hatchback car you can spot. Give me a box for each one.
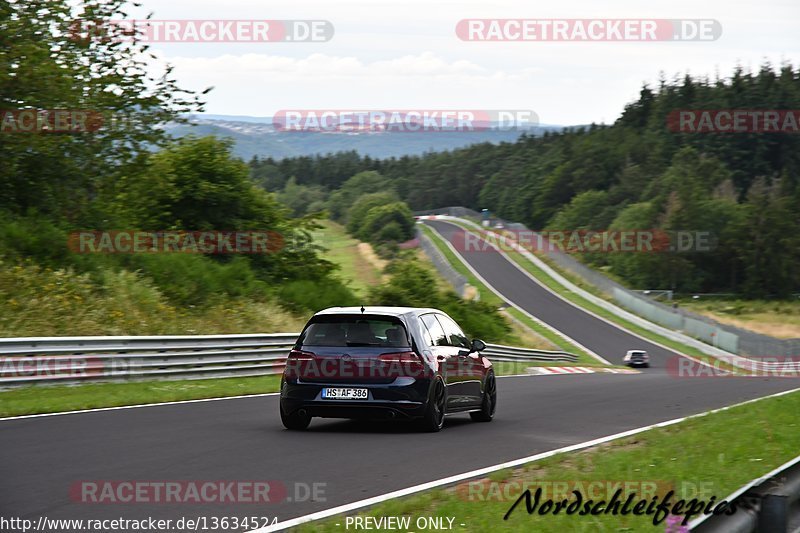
[279,306,496,432]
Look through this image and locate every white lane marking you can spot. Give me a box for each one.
[423,224,609,364]
[251,386,800,532]
[0,392,280,422]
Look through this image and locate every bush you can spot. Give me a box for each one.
[437,293,511,343]
[327,171,393,221]
[345,192,398,234]
[0,259,305,337]
[277,278,359,314]
[0,212,71,266]
[121,254,266,306]
[359,202,415,243]
[368,259,511,342]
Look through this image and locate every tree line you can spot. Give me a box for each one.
[251,64,800,297]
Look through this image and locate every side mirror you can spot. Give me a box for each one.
[471,339,486,353]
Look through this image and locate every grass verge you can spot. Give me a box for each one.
[0,374,283,418]
[419,225,502,307]
[296,388,800,532]
[313,220,384,296]
[676,298,800,339]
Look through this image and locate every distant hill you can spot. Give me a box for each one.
[165,115,564,159]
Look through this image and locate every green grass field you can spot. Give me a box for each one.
[0,375,283,417]
[312,220,384,296]
[677,298,800,339]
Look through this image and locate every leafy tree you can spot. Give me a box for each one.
[731,178,799,297]
[327,171,393,220]
[0,0,206,221]
[547,190,611,230]
[345,192,397,235]
[277,177,327,218]
[368,260,511,341]
[358,202,415,243]
[114,136,281,231]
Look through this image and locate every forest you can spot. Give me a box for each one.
[251,64,800,297]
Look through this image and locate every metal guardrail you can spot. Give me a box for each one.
[0,335,577,387]
[0,334,298,386]
[481,343,578,363]
[691,454,800,533]
[417,229,470,297]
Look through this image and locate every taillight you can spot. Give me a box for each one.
[284,349,315,379]
[378,352,425,378]
[288,349,314,360]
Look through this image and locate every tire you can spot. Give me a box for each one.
[470,372,496,422]
[280,405,311,430]
[419,379,447,432]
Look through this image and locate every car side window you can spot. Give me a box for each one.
[420,313,448,347]
[436,314,470,349]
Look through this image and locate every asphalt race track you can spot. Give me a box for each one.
[2,219,798,529]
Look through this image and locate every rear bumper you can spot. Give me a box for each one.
[280,377,429,420]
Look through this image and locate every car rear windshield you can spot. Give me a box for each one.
[300,315,410,348]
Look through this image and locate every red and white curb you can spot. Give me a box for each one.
[525,366,640,375]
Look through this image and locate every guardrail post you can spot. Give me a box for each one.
[758,494,788,533]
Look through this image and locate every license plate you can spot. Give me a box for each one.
[321,388,368,400]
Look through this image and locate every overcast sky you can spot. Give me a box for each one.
[131,0,799,125]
